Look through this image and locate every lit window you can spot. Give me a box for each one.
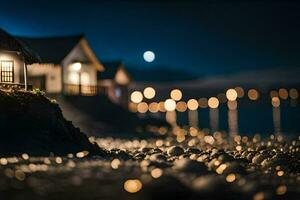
[1,61,14,83]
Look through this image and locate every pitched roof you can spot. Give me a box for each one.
[17,35,83,64]
[0,28,41,64]
[97,61,123,80]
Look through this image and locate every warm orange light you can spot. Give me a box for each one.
[248,89,259,101]
[278,88,288,100]
[235,86,244,98]
[170,89,182,101]
[208,97,219,108]
[128,102,138,112]
[187,99,199,110]
[137,102,148,113]
[176,101,187,112]
[149,102,159,113]
[124,179,142,193]
[158,101,166,112]
[272,97,280,107]
[143,87,156,99]
[131,91,143,103]
[164,99,176,111]
[226,89,238,101]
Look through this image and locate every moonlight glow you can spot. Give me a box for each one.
[143,51,155,62]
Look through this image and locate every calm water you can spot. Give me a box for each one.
[150,98,300,136]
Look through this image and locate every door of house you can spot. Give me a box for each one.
[0,60,14,83]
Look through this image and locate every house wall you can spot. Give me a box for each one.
[62,40,98,87]
[27,63,62,93]
[0,51,24,83]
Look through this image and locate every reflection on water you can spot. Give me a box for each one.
[273,107,281,133]
[209,108,219,133]
[159,98,299,135]
[188,110,198,128]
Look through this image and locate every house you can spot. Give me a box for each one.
[18,35,104,95]
[97,61,131,107]
[0,28,40,90]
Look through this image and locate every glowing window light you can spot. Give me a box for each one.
[68,72,79,84]
[131,91,143,103]
[289,88,299,99]
[278,88,288,100]
[198,98,208,108]
[170,89,182,101]
[176,101,187,112]
[226,89,238,101]
[137,102,148,113]
[248,89,259,101]
[208,97,219,108]
[270,90,278,98]
[70,62,82,71]
[187,99,199,110]
[149,102,159,113]
[272,97,280,107]
[164,99,176,111]
[124,179,142,193]
[143,87,156,99]
[217,93,227,103]
[235,86,244,98]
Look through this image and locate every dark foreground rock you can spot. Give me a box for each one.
[0,90,104,156]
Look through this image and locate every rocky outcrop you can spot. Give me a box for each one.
[0,90,104,156]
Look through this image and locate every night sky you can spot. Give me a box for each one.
[1,0,299,76]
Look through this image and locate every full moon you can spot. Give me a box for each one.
[143,51,155,62]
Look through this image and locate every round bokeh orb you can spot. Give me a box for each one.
[143,51,155,62]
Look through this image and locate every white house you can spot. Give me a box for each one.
[18,35,104,95]
[0,28,40,89]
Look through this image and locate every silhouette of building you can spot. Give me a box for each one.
[98,61,131,107]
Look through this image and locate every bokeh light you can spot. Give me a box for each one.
[208,97,219,108]
[164,99,176,111]
[176,101,187,112]
[187,99,199,110]
[124,179,142,193]
[131,91,143,103]
[248,89,259,101]
[143,87,156,99]
[170,89,182,101]
[278,88,288,100]
[235,86,244,98]
[137,102,148,113]
[272,97,280,107]
[226,89,238,101]
[289,88,299,99]
[148,102,159,113]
